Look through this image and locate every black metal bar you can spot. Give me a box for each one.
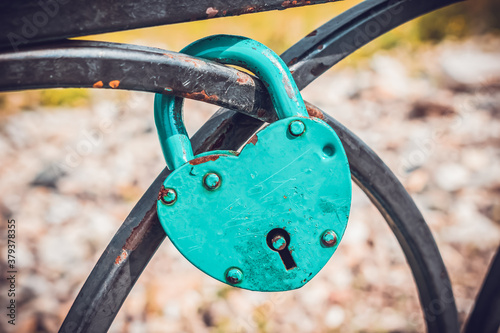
[463,246,500,333]
[309,103,459,333]
[0,41,273,121]
[282,0,464,90]
[0,0,340,51]
[59,168,170,333]
[0,0,464,119]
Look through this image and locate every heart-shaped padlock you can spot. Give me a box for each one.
[154,35,351,291]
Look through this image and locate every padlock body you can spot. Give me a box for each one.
[157,116,351,291]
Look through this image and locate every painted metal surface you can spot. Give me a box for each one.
[154,35,350,290]
[157,116,351,291]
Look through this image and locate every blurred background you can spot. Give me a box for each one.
[1,0,499,332]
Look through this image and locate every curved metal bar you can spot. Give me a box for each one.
[282,0,463,90]
[308,103,459,333]
[0,0,340,51]
[463,246,500,333]
[59,168,171,333]
[60,110,263,333]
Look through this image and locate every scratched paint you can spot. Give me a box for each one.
[154,35,350,291]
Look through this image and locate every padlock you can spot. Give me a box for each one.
[154,35,351,291]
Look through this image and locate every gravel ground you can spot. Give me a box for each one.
[0,36,499,332]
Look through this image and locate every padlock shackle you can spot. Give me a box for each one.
[181,35,308,119]
[154,94,193,171]
[155,35,308,170]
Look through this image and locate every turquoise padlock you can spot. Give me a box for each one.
[154,35,351,291]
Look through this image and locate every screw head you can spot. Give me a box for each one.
[160,188,177,205]
[225,267,243,285]
[289,120,305,136]
[271,235,287,251]
[204,172,221,190]
[321,230,337,247]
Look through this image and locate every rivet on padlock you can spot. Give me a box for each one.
[154,35,351,291]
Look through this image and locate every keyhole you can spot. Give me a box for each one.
[266,228,297,270]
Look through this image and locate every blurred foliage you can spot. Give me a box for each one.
[40,88,89,107]
[417,0,500,42]
[1,0,499,111]
[0,88,88,114]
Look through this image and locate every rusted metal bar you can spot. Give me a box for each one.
[0,41,273,121]
[0,0,464,119]
[0,0,341,51]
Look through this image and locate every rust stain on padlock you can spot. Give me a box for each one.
[246,134,258,146]
[189,155,220,165]
[157,185,169,201]
[305,101,325,120]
